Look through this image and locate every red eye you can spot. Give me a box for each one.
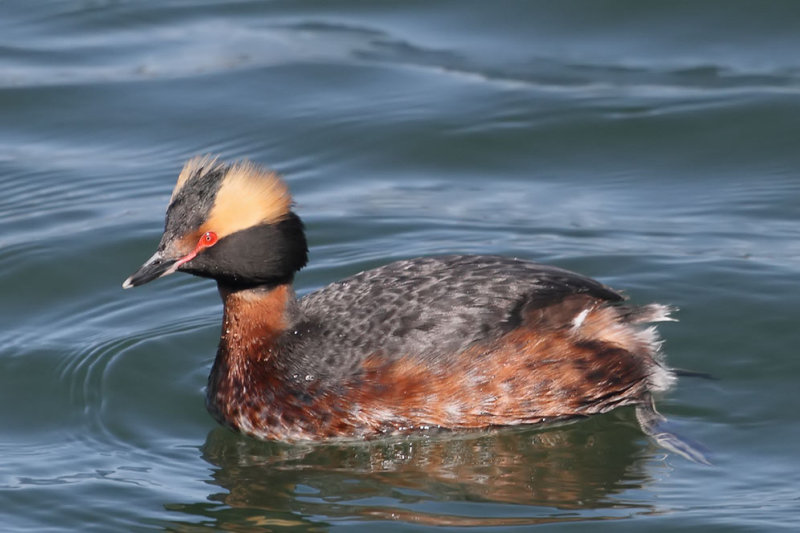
[200,231,218,248]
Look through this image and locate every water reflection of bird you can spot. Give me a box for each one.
[124,155,705,463]
[182,421,653,528]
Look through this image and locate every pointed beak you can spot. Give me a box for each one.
[122,250,180,289]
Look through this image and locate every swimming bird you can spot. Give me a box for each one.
[123,155,706,463]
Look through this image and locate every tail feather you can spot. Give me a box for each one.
[621,303,678,324]
[573,302,708,464]
[636,395,711,465]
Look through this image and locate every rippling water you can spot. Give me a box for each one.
[2,1,799,531]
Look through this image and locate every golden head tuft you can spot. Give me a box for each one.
[170,155,293,240]
[209,159,292,240]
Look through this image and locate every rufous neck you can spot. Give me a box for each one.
[217,283,296,361]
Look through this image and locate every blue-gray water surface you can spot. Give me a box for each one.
[1,1,799,531]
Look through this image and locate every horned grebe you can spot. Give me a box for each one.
[123,156,706,463]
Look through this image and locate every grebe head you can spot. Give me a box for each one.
[123,155,308,290]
